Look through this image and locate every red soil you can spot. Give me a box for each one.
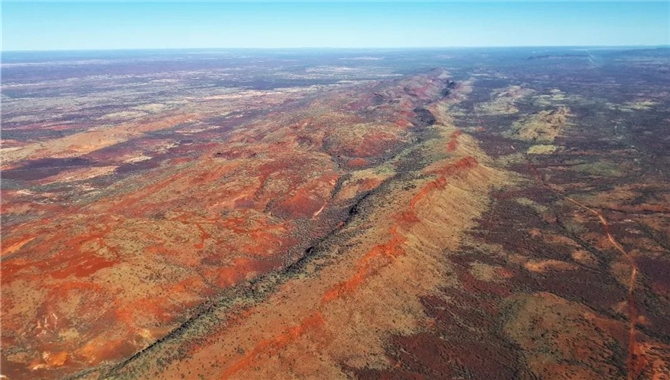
[446,130,463,152]
[346,158,370,169]
[0,70,460,379]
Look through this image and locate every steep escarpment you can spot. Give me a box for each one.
[106,94,512,380]
[1,70,459,379]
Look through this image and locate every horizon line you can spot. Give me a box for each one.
[4,44,669,54]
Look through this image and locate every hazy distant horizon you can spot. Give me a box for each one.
[3,2,669,51]
[3,45,670,54]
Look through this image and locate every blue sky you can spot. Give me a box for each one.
[2,2,669,51]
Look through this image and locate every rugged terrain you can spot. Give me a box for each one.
[2,48,670,379]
